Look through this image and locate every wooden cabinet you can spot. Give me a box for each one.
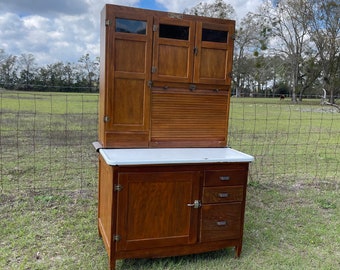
[97,148,253,270]
[96,4,252,270]
[98,4,235,148]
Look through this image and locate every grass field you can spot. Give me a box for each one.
[0,91,339,269]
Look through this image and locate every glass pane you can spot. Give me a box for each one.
[202,28,228,43]
[159,24,189,40]
[115,18,146,34]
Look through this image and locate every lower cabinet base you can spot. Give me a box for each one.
[98,154,251,270]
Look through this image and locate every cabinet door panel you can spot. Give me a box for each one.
[152,18,195,83]
[116,170,200,251]
[193,22,234,85]
[102,12,153,148]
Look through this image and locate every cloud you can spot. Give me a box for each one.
[0,0,262,66]
[0,0,89,17]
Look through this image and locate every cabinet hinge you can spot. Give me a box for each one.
[105,19,112,26]
[153,25,158,32]
[151,66,157,73]
[104,116,110,123]
[113,235,121,241]
[231,33,236,40]
[147,80,153,88]
[114,184,123,192]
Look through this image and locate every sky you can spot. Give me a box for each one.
[0,0,263,66]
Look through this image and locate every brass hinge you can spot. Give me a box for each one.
[113,235,121,241]
[105,19,112,26]
[153,25,158,32]
[114,184,123,192]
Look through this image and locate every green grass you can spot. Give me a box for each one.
[1,91,339,269]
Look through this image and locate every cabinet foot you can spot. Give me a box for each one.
[109,260,116,270]
[235,245,242,258]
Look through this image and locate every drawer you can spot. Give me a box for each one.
[204,169,247,186]
[200,203,242,242]
[202,186,244,203]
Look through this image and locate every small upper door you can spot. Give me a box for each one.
[193,21,234,85]
[152,16,195,83]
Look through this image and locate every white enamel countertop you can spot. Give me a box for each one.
[99,148,254,166]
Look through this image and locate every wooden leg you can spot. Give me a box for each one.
[235,245,242,258]
[109,259,116,270]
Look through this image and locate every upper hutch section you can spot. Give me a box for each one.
[99,4,235,148]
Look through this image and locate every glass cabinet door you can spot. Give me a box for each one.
[152,17,195,83]
[193,21,234,85]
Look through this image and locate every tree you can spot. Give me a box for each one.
[77,53,99,92]
[306,0,340,104]
[260,0,314,102]
[19,53,36,90]
[0,54,18,89]
[184,0,236,19]
[233,12,271,97]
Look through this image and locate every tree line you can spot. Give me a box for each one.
[0,52,99,93]
[1,0,339,103]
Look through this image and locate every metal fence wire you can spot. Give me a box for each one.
[0,91,339,194]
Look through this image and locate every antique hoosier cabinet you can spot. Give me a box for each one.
[95,4,254,270]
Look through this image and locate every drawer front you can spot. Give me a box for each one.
[201,203,242,242]
[202,186,244,203]
[204,169,247,186]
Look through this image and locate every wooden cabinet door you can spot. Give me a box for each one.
[104,12,153,147]
[152,17,195,83]
[193,22,234,85]
[116,169,200,251]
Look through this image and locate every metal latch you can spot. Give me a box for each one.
[113,235,121,241]
[187,200,201,209]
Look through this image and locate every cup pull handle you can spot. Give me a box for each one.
[217,220,227,226]
[218,193,229,198]
[219,176,230,181]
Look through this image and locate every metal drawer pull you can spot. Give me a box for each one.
[218,193,229,198]
[187,200,202,209]
[217,220,227,226]
[219,176,230,181]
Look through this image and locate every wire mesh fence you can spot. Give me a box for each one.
[0,90,339,195]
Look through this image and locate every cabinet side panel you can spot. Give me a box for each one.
[98,156,114,255]
[98,6,108,146]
